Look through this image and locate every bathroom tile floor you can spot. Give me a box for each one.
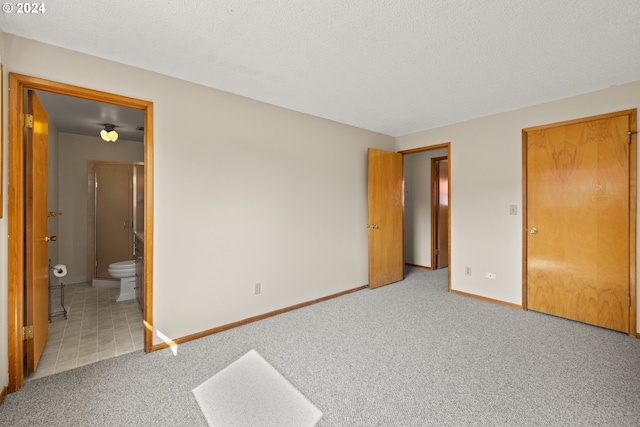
[28,282,144,381]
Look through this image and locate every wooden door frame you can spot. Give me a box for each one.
[7,73,155,392]
[399,143,451,290]
[522,109,637,336]
[430,156,448,270]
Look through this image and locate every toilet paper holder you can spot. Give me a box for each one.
[48,260,68,322]
[51,264,67,277]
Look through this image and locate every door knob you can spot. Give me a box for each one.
[45,235,57,242]
[529,228,538,234]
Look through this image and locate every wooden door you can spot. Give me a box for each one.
[524,111,634,333]
[26,90,49,372]
[433,157,449,269]
[96,164,134,278]
[368,148,404,288]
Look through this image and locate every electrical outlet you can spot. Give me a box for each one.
[485,272,496,279]
[254,282,261,295]
[465,266,472,276]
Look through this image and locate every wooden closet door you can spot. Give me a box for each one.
[525,112,632,332]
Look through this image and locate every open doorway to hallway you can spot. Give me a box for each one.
[402,145,450,271]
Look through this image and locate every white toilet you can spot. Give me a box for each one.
[108,260,136,302]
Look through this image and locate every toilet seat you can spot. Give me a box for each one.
[109,260,135,269]
[108,260,136,280]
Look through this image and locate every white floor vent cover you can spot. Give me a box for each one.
[193,349,322,426]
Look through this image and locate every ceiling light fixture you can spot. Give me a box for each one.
[100,124,119,142]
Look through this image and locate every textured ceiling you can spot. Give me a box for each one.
[1,1,639,137]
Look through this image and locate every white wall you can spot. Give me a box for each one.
[0,34,395,363]
[57,133,144,283]
[397,81,640,331]
[404,148,447,267]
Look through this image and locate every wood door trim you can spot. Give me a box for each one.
[430,156,448,269]
[7,73,155,393]
[522,109,637,336]
[399,142,450,155]
[523,109,636,132]
[629,111,637,337]
[521,128,529,310]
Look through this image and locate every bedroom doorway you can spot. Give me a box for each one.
[367,143,451,288]
[400,144,450,273]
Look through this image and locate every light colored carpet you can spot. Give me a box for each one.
[193,349,322,426]
[1,267,640,426]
